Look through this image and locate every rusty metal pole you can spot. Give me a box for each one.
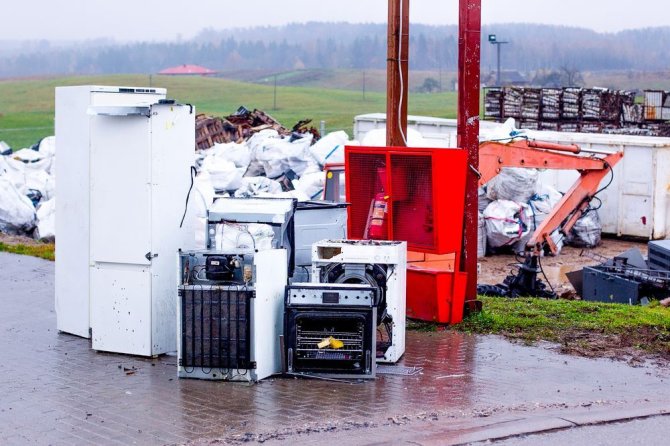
[457,0,482,301]
[387,0,409,147]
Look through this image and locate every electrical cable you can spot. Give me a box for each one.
[481,135,530,143]
[397,0,408,146]
[180,166,198,228]
[241,224,257,251]
[582,162,613,215]
[593,162,614,197]
[537,254,556,298]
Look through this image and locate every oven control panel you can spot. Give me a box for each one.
[286,283,376,307]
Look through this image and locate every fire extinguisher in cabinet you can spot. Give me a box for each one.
[365,192,389,240]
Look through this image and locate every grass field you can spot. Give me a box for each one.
[0,241,54,261]
[457,296,670,362]
[0,74,458,150]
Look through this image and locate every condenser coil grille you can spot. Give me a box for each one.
[180,286,253,370]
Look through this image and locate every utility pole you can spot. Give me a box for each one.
[459,1,482,303]
[488,34,509,86]
[386,0,410,147]
[438,61,442,92]
[362,69,366,101]
[273,74,278,110]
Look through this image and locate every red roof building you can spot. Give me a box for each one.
[158,64,216,76]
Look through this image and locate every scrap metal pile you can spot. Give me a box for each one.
[484,87,670,136]
[568,241,670,305]
[195,106,320,149]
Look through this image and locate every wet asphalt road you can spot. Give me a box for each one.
[487,414,670,446]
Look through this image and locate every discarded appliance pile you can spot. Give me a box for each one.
[484,87,670,137]
[178,197,408,381]
[0,137,56,240]
[567,241,670,305]
[52,85,409,383]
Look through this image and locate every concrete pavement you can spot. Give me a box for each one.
[1,251,669,445]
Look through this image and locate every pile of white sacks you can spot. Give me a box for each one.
[479,168,566,255]
[0,137,56,240]
[191,129,353,211]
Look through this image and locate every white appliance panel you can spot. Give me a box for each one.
[90,114,152,265]
[90,264,152,355]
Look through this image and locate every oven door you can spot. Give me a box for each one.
[286,309,375,375]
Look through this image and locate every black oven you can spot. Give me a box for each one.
[285,283,377,379]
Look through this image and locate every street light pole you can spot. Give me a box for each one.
[488,34,509,86]
[496,43,501,85]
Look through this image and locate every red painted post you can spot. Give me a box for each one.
[457,0,482,302]
[387,0,410,147]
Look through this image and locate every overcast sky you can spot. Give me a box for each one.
[2,0,667,41]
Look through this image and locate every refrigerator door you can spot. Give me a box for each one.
[89,111,153,355]
[90,112,152,265]
[55,87,95,338]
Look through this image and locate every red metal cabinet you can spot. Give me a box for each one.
[345,146,467,255]
[345,146,469,324]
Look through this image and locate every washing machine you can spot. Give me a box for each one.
[311,239,407,363]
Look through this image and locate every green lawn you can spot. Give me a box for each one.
[408,296,670,361]
[459,296,670,338]
[457,296,670,360]
[0,74,458,150]
[0,242,54,261]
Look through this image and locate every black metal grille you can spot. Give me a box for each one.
[180,286,253,370]
[296,319,365,361]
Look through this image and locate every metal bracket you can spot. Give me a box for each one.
[145,252,158,261]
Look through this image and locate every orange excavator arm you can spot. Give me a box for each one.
[479,139,623,255]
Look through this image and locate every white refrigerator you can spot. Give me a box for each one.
[55,86,167,339]
[55,86,195,356]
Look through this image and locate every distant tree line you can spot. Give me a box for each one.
[1,22,670,78]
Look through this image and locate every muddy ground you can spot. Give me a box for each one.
[478,237,648,296]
